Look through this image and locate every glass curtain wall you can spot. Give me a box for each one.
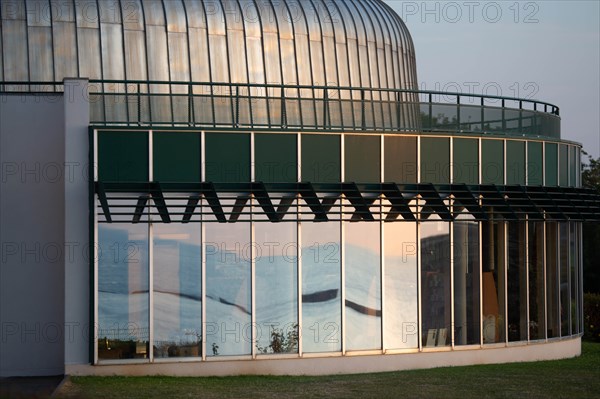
[546,222,560,338]
[384,222,418,349]
[482,221,506,344]
[205,223,252,357]
[507,222,527,342]
[255,223,299,354]
[453,221,481,346]
[301,222,342,353]
[345,222,381,351]
[97,223,149,360]
[528,222,546,340]
[560,223,570,336]
[153,223,202,358]
[421,221,451,347]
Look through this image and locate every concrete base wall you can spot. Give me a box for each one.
[0,93,66,377]
[66,337,581,377]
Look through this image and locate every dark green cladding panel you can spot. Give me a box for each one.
[545,142,558,186]
[98,131,148,182]
[569,146,577,187]
[301,134,341,183]
[420,137,450,184]
[153,132,201,182]
[255,134,297,183]
[527,142,543,186]
[205,133,250,182]
[559,144,568,187]
[384,136,417,183]
[506,140,525,185]
[453,138,479,185]
[482,140,504,185]
[345,135,381,183]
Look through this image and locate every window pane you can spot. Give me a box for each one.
[344,135,381,183]
[153,132,201,182]
[482,221,506,344]
[153,224,202,358]
[560,223,569,336]
[482,140,504,185]
[301,222,341,353]
[98,223,149,360]
[507,222,527,342]
[301,134,341,183]
[345,222,381,350]
[569,146,577,187]
[421,137,450,184]
[570,223,578,335]
[98,131,149,182]
[527,141,543,186]
[255,223,298,354]
[384,136,417,183]
[255,134,297,183]
[453,221,481,345]
[559,145,568,187]
[506,141,525,185]
[453,138,479,185]
[528,222,546,340]
[205,223,251,356]
[545,143,558,186]
[384,222,418,349]
[421,222,451,347]
[546,222,559,338]
[205,133,250,182]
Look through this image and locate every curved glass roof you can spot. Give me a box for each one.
[0,0,418,91]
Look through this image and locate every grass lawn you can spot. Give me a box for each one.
[56,342,600,399]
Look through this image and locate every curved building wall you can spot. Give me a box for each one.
[92,128,584,366]
[0,0,418,90]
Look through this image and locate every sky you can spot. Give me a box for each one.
[384,0,600,159]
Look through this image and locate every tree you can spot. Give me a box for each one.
[582,151,600,294]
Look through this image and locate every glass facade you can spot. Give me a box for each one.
[95,130,584,363]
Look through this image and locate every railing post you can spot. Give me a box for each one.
[281,84,287,128]
[323,88,329,130]
[429,93,433,129]
[457,95,461,131]
[235,85,240,128]
[361,89,366,130]
[501,99,506,132]
[188,83,193,126]
[396,91,401,131]
[137,83,141,126]
[481,96,485,132]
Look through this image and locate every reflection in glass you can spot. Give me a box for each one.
[507,222,527,342]
[98,223,149,360]
[453,222,481,346]
[255,223,298,354]
[384,223,418,349]
[482,221,505,344]
[153,224,202,358]
[528,222,546,340]
[570,223,578,335]
[301,223,341,353]
[205,223,251,356]
[546,223,560,338]
[421,222,451,347]
[345,222,381,351]
[560,223,570,336]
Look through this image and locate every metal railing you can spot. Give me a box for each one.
[0,80,561,138]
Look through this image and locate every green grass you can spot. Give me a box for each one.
[57,342,600,399]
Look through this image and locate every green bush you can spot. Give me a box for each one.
[584,293,600,342]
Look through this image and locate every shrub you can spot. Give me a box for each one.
[584,293,600,342]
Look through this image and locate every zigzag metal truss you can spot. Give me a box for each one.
[95,182,600,223]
